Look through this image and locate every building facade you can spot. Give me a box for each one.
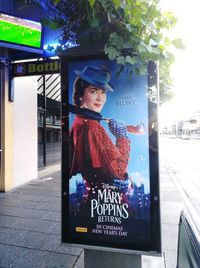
[0,1,61,191]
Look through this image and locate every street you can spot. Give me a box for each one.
[160,136,200,230]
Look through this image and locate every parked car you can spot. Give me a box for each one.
[177,210,200,268]
[181,134,190,140]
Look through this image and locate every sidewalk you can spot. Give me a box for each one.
[0,160,184,268]
[160,159,185,267]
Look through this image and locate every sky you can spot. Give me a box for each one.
[159,0,200,126]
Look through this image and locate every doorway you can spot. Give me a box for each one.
[37,74,61,169]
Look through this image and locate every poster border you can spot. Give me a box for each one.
[60,51,161,255]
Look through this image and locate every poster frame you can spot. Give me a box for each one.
[61,51,161,255]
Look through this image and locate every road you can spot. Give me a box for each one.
[160,136,200,228]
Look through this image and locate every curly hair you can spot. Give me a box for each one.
[73,77,91,107]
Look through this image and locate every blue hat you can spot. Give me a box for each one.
[74,65,114,92]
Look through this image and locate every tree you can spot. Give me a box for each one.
[33,0,184,104]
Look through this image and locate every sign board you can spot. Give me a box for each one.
[61,52,161,254]
[12,59,60,77]
[0,12,43,54]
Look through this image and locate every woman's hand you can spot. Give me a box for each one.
[108,119,128,138]
[127,123,145,135]
[138,123,145,134]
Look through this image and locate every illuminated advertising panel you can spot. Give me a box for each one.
[61,52,161,254]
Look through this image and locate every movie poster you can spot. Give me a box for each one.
[61,55,161,253]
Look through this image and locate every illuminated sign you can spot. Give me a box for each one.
[12,59,60,76]
[61,52,161,254]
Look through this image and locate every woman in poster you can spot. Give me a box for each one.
[69,65,143,187]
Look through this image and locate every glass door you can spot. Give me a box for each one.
[37,74,61,169]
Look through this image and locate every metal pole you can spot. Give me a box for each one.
[0,55,3,190]
[42,75,46,167]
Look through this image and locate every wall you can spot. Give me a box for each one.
[0,48,14,192]
[13,76,38,187]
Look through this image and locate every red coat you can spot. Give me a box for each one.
[69,116,130,183]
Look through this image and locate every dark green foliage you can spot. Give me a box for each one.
[33,0,184,104]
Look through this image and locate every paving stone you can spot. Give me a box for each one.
[18,248,77,268]
[0,227,21,244]
[0,244,26,268]
[13,188,61,198]
[42,211,60,222]
[0,215,18,228]
[142,255,164,268]
[3,192,41,202]
[161,202,183,225]
[55,244,83,256]
[162,233,178,251]
[36,195,61,204]
[161,189,182,202]
[17,231,60,251]
[74,251,84,268]
[10,217,59,234]
[49,222,61,235]
[39,202,61,212]
[15,200,49,210]
[162,223,179,238]
[0,196,22,207]
[162,211,181,225]
[0,206,49,220]
[25,184,60,192]
[163,250,178,268]
[162,201,184,211]
[0,244,77,268]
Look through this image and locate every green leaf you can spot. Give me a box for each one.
[152,0,160,4]
[88,16,99,27]
[164,37,171,46]
[104,46,120,60]
[41,19,60,30]
[139,64,147,75]
[116,56,126,65]
[152,46,161,55]
[89,0,96,7]
[138,42,146,53]
[113,0,121,8]
[172,38,185,49]
[125,55,138,65]
[53,0,61,5]
[146,45,154,53]
[109,32,123,49]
